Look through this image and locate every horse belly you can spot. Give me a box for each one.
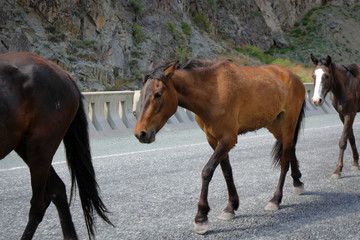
[236,94,285,134]
[237,110,280,134]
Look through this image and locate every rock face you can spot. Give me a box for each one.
[0,0,353,90]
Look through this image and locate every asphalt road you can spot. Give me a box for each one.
[1,113,360,240]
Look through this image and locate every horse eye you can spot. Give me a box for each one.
[324,75,329,79]
[154,92,162,99]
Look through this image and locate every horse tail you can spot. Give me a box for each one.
[272,100,306,167]
[63,94,113,239]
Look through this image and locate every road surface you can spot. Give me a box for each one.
[1,113,360,239]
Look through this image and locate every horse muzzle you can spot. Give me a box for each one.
[135,129,156,144]
[312,97,323,106]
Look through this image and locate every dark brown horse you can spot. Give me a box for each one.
[0,52,112,239]
[134,59,306,234]
[311,54,360,178]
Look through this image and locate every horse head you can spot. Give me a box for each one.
[134,61,179,143]
[310,54,333,106]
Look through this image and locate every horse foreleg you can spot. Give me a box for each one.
[348,127,359,171]
[217,155,239,221]
[206,135,239,221]
[333,114,354,178]
[49,167,78,239]
[194,137,235,235]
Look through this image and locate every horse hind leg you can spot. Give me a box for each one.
[16,138,64,239]
[49,167,77,239]
[265,115,304,211]
[20,161,52,240]
[289,148,304,195]
[348,127,359,171]
[14,143,49,239]
[333,114,355,178]
[264,141,291,211]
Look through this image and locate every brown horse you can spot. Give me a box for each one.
[134,59,306,234]
[310,54,360,178]
[0,52,113,239]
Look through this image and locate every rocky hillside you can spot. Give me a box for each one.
[0,0,358,90]
[272,2,360,64]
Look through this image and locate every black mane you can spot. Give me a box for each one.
[343,63,359,77]
[143,59,219,85]
[180,59,216,70]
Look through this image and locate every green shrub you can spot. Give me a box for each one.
[236,45,273,64]
[181,22,192,37]
[131,0,143,14]
[166,22,179,36]
[83,40,96,47]
[271,58,293,68]
[193,14,211,33]
[210,0,216,12]
[132,23,147,45]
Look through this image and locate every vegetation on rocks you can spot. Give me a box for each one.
[0,1,358,90]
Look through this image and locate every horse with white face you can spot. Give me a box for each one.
[310,54,360,178]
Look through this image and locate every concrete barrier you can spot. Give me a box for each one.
[82,91,138,137]
[82,83,335,136]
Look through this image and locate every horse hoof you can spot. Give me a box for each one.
[351,165,359,171]
[218,211,235,221]
[293,184,305,195]
[193,221,209,235]
[264,202,279,211]
[331,173,341,179]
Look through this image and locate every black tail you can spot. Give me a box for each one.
[63,95,113,239]
[272,100,306,167]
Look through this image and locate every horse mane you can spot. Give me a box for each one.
[143,63,171,85]
[179,59,217,70]
[143,59,221,85]
[143,59,234,87]
[318,57,360,78]
[342,63,360,77]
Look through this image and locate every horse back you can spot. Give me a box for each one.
[226,63,304,134]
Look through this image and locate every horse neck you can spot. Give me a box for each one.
[170,70,209,115]
[330,63,346,97]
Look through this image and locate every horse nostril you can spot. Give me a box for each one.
[135,130,147,141]
[140,131,147,139]
[135,129,155,143]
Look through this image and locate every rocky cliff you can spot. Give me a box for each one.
[0,0,356,90]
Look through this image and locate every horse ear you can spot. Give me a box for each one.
[310,54,318,65]
[164,61,179,79]
[326,55,332,65]
[148,61,154,71]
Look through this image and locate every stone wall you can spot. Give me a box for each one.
[0,0,354,90]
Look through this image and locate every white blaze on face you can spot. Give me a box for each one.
[313,68,325,101]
